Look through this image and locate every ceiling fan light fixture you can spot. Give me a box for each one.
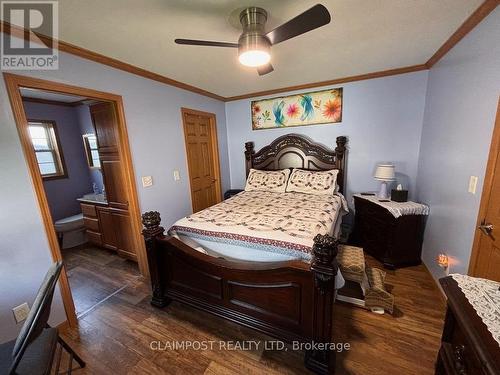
[238,49,270,67]
[175,4,331,75]
[238,31,271,67]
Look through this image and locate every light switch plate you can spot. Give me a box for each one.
[468,176,478,194]
[142,176,153,187]
[13,302,30,323]
[173,170,180,181]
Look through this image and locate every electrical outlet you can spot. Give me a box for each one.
[141,176,153,187]
[173,170,180,181]
[13,303,30,323]
[468,176,478,194]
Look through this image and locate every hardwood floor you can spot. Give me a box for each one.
[63,245,142,317]
[59,255,445,374]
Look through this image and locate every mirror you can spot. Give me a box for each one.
[82,134,100,168]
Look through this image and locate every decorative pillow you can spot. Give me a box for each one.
[286,168,339,195]
[244,168,291,193]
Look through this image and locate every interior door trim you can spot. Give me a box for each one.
[3,72,148,327]
[468,97,500,276]
[181,107,223,212]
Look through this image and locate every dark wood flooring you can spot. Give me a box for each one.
[59,254,446,374]
[63,245,142,317]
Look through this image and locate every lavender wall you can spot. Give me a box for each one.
[75,104,104,190]
[23,101,94,221]
[0,33,229,342]
[416,8,500,280]
[225,71,429,206]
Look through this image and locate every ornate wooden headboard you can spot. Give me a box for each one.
[244,134,348,194]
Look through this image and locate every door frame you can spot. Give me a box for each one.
[468,97,500,276]
[3,73,148,327]
[181,107,223,211]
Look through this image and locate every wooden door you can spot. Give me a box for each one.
[91,102,136,260]
[91,103,129,210]
[97,206,118,251]
[470,100,500,281]
[112,209,137,260]
[182,108,222,213]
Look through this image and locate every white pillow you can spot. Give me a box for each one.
[286,169,339,196]
[244,169,291,193]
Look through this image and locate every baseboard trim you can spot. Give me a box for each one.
[56,320,70,331]
[421,262,447,305]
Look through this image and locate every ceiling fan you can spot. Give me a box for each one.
[174,4,331,76]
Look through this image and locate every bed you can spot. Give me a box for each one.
[142,134,347,374]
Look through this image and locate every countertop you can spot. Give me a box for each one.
[77,193,108,205]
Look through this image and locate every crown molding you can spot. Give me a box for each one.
[1,0,497,102]
[425,0,499,68]
[0,21,226,101]
[224,64,428,101]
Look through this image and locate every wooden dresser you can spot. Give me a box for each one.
[352,195,426,269]
[436,276,500,375]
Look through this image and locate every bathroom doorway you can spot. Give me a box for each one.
[4,73,147,326]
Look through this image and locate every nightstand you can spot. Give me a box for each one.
[224,189,243,200]
[351,194,428,269]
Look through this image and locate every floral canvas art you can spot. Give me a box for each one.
[251,88,343,130]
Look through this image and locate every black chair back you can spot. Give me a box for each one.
[9,261,63,374]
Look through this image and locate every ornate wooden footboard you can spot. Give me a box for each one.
[142,211,339,374]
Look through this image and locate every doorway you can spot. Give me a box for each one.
[4,73,147,326]
[469,98,500,282]
[181,107,222,213]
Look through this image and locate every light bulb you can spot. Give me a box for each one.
[238,50,271,67]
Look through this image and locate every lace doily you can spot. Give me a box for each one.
[451,274,500,346]
[353,194,429,218]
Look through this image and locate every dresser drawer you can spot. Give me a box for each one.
[83,217,100,232]
[446,323,485,375]
[81,203,97,218]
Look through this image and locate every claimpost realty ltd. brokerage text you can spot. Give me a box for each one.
[150,340,351,352]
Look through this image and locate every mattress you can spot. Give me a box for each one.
[174,232,347,291]
[170,190,348,262]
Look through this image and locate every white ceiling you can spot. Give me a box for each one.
[20,88,87,102]
[43,1,485,96]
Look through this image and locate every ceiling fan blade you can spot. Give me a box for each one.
[257,63,274,76]
[266,4,331,45]
[175,39,239,48]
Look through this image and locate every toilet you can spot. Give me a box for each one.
[54,213,87,249]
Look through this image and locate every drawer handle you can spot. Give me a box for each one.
[453,345,467,375]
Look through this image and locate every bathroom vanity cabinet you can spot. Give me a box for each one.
[80,199,137,261]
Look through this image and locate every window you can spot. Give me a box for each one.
[28,120,67,179]
[82,134,100,168]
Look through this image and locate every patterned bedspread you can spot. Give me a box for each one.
[169,191,348,261]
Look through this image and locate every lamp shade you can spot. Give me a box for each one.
[374,164,396,181]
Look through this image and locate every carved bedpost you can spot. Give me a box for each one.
[141,211,170,308]
[306,233,340,374]
[335,136,347,194]
[244,141,255,177]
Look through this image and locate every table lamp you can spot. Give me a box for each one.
[374,164,395,199]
